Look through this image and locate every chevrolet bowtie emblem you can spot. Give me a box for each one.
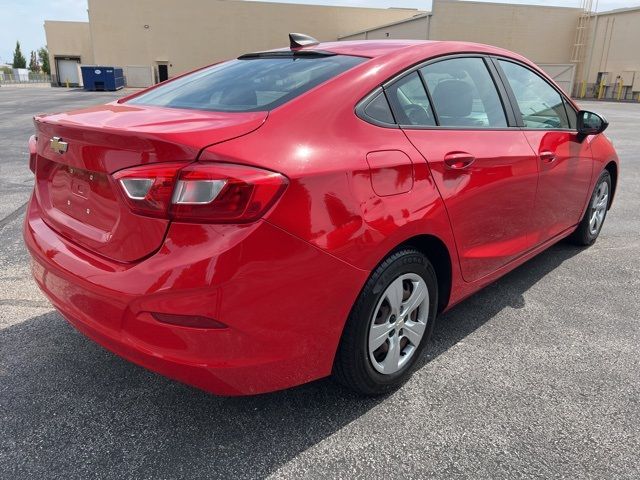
[50,136,68,154]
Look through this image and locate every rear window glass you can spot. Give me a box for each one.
[127,55,366,112]
[363,91,395,125]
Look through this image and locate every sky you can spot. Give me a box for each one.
[1,0,637,66]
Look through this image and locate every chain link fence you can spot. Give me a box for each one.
[0,72,53,85]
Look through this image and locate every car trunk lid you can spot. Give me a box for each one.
[33,103,267,262]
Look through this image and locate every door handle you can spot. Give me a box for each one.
[539,151,557,163]
[444,152,475,169]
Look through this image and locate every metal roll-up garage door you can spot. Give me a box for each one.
[56,58,80,86]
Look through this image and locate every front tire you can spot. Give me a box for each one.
[568,170,611,246]
[333,249,438,396]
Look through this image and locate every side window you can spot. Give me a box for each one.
[498,60,570,129]
[420,57,507,128]
[385,72,436,126]
[362,91,395,125]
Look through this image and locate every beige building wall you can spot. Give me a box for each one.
[44,21,94,76]
[584,7,640,90]
[428,0,579,64]
[44,0,640,97]
[85,0,423,78]
[340,1,580,64]
[340,15,431,41]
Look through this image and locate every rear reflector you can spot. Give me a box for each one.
[113,162,287,223]
[28,135,37,173]
[151,312,227,329]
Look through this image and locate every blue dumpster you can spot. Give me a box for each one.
[81,66,125,91]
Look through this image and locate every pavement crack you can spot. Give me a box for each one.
[0,299,51,308]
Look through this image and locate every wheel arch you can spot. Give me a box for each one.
[604,160,618,208]
[394,234,452,314]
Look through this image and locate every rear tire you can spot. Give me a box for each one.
[333,249,438,396]
[568,170,611,246]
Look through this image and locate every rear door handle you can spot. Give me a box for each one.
[539,151,557,163]
[444,152,475,169]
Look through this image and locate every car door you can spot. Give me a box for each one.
[495,59,594,243]
[385,56,539,283]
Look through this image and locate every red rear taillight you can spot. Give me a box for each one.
[170,163,287,223]
[113,162,187,218]
[112,162,287,223]
[28,135,37,173]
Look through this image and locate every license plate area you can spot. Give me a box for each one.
[41,158,119,232]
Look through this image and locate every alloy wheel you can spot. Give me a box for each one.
[589,180,609,236]
[368,273,429,375]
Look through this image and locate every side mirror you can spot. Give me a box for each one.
[577,110,608,141]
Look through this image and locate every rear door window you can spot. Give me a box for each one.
[128,55,366,112]
[385,72,436,126]
[420,57,507,128]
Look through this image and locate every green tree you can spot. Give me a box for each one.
[38,46,50,75]
[29,50,40,72]
[12,41,26,69]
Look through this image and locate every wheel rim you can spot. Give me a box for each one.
[589,180,609,236]
[368,273,429,375]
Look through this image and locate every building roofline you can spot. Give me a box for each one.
[204,0,423,13]
[433,0,581,12]
[337,12,431,39]
[44,20,90,25]
[596,5,640,16]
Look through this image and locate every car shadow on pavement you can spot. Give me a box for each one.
[0,243,581,479]
[429,242,581,361]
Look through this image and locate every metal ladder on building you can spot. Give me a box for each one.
[571,0,595,97]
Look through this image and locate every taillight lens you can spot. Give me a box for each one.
[113,162,187,218]
[28,135,37,173]
[170,163,287,223]
[113,162,287,223]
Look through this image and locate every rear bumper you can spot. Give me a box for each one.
[24,195,368,395]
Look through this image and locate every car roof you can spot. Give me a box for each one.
[293,40,524,59]
[242,40,529,65]
[311,40,439,58]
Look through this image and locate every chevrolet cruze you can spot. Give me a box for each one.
[24,35,618,396]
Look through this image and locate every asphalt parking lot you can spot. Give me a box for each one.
[1,87,639,479]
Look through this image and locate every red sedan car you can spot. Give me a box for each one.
[25,35,618,396]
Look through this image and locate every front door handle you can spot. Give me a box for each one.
[540,151,557,163]
[444,152,475,169]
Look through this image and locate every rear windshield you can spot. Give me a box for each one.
[127,55,366,112]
